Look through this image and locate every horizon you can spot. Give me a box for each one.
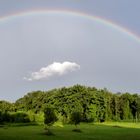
[1,84,140,103]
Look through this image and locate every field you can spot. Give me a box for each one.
[0,123,140,140]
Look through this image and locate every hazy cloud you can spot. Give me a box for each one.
[24,61,80,81]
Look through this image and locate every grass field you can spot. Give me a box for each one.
[0,122,140,140]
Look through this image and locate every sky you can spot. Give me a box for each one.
[0,0,140,101]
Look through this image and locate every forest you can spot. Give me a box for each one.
[0,85,140,124]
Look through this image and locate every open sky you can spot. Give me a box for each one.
[0,0,140,101]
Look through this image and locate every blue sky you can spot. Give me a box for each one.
[0,0,140,101]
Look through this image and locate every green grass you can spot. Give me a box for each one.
[97,122,140,128]
[0,123,140,140]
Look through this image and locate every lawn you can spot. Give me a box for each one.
[0,123,140,140]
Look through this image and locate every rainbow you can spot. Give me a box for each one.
[0,9,139,43]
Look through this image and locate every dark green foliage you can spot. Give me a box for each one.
[0,101,15,112]
[0,111,3,124]
[0,111,30,123]
[15,91,45,113]
[10,112,30,123]
[44,107,57,135]
[44,107,57,127]
[1,84,140,124]
[70,111,82,126]
[0,111,11,123]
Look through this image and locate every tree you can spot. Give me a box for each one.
[131,94,140,122]
[0,111,3,124]
[44,107,57,134]
[70,111,82,132]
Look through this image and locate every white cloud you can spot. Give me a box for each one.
[24,61,80,81]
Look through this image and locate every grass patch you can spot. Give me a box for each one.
[72,128,82,133]
[44,128,55,136]
[0,125,4,127]
[112,125,122,128]
[97,122,140,129]
[0,123,140,140]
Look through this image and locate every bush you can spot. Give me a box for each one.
[0,111,11,123]
[70,111,82,127]
[44,107,57,127]
[44,107,58,135]
[0,111,3,124]
[10,112,30,123]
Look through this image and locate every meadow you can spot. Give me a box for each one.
[0,122,140,140]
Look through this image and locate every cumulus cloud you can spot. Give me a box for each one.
[24,61,80,81]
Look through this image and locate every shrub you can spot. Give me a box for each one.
[44,107,57,135]
[70,111,82,128]
[10,112,30,123]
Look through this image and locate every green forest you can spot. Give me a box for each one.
[0,85,140,124]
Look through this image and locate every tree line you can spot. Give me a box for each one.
[0,85,140,124]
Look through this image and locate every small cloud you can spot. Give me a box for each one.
[24,61,80,81]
